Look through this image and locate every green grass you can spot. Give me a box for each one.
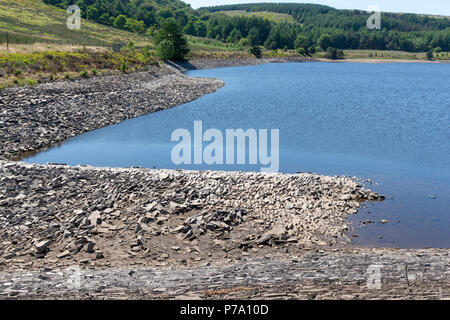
[0,0,152,47]
[217,10,296,23]
[338,49,450,60]
[0,49,159,87]
[187,36,243,52]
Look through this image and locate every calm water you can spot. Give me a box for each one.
[24,62,450,248]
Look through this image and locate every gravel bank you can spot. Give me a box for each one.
[171,57,316,71]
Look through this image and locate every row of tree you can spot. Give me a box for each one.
[204,3,450,52]
[44,0,450,53]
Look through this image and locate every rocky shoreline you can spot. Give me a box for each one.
[171,57,317,71]
[0,64,223,160]
[0,59,449,299]
[0,161,383,270]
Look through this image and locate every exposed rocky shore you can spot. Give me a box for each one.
[0,60,448,299]
[171,57,316,71]
[0,161,383,271]
[0,65,223,160]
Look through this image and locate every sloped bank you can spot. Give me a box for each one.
[170,56,317,71]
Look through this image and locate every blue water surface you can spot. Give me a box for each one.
[24,62,450,248]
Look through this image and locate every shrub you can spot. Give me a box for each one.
[91,68,98,76]
[24,78,38,86]
[238,38,250,48]
[325,47,344,60]
[249,46,263,58]
[79,70,89,78]
[154,18,189,61]
[297,47,306,56]
[120,61,128,73]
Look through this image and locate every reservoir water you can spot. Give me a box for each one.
[23,62,450,248]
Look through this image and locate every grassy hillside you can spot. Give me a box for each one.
[218,10,295,23]
[0,0,151,47]
[204,3,450,52]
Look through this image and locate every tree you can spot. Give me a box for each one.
[154,18,190,60]
[183,22,196,35]
[247,27,260,46]
[295,35,309,55]
[238,38,250,48]
[426,50,434,60]
[98,13,111,25]
[194,21,207,37]
[156,40,175,60]
[318,34,332,51]
[228,28,242,42]
[294,35,309,50]
[86,6,100,21]
[114,15,127,29]
[125,18,146,33]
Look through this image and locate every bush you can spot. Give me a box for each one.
[79,70,89,78]
[434,47,442,53]
[91,68,98,76]
[426,50,434,60]
[325,47,344,60]
[249,46,263,58]
[120,61,128,73]
[296,47,306,56]
[238,38,250,48]
[142,45,152,58]
[24,78,38,86]
[154,18,189,61]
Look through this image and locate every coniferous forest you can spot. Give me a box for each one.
[43,0,450,52]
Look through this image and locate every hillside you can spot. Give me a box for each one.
[218,10,295,23]
[0,0,151,47]
[18,1,450,53]
[204,3,450,52]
